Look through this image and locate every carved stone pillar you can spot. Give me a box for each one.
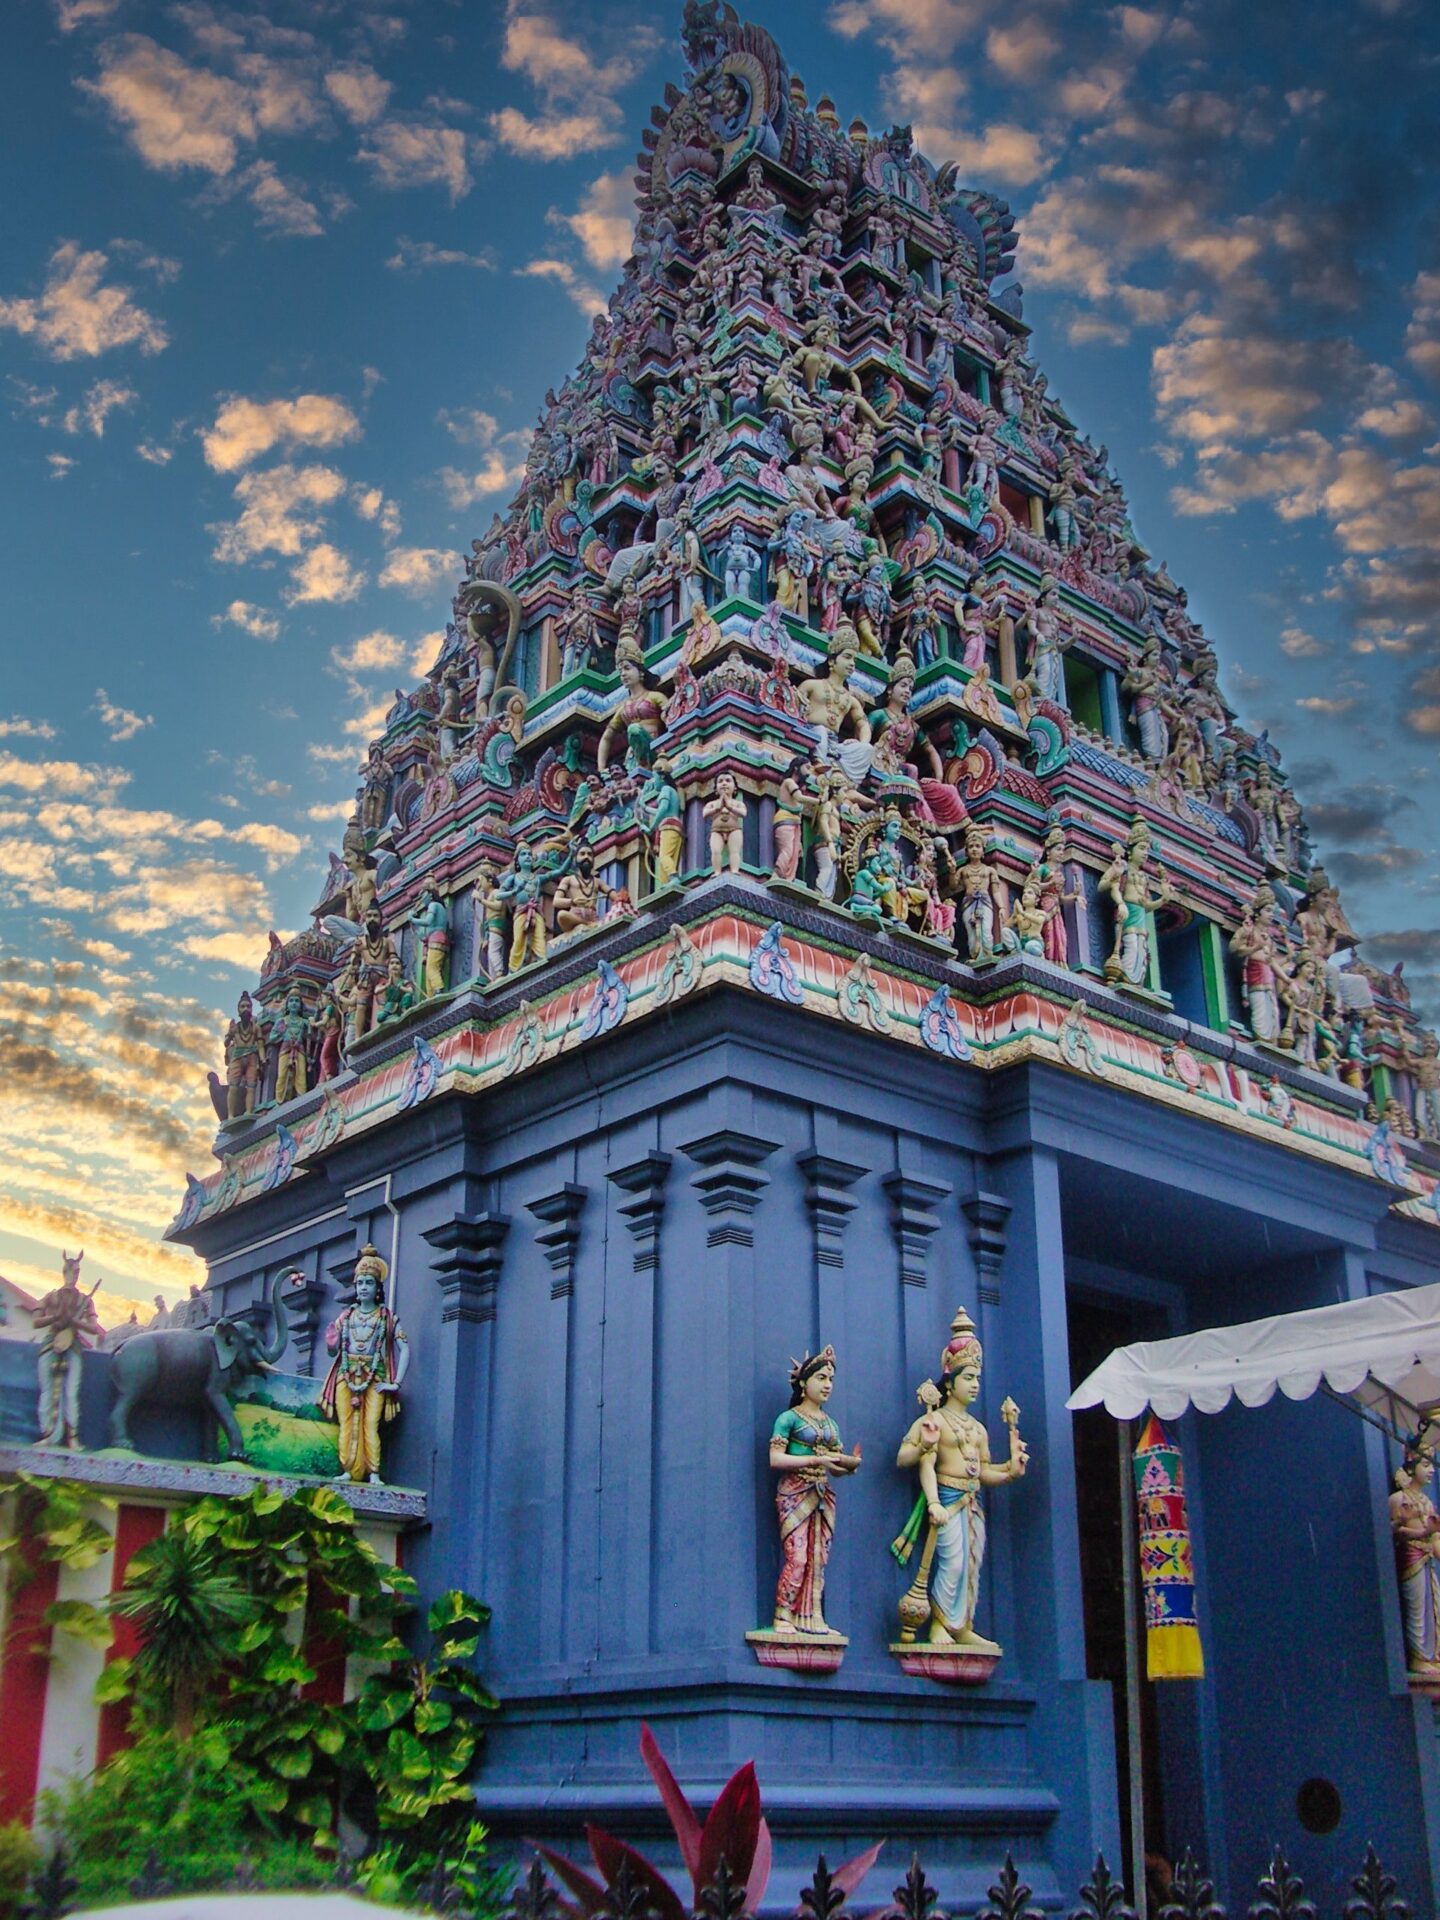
[526,1184,588,1300]
[422,1210,510,1599]
[882,1171,951,1289]
[962,1189,1013,1306]
[608,1151,671,1273]
[424,1212,509,1326]
[280,1270,327,1375]
[682,1129,780,1248]
[797,1152,866,1270]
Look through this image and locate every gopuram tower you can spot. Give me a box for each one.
[169,5,1440,1908]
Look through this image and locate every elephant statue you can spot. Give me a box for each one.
[107,1270,295,1461]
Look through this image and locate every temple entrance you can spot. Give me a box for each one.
[1068,1292,1173,1901]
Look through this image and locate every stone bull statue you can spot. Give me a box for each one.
[107,1270,296,1461]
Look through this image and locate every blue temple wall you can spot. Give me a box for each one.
[169,990,1440,1911]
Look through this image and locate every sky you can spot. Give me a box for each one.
[1,0,1438,1321]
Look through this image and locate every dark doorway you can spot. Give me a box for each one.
[1068,1292,1172,1899]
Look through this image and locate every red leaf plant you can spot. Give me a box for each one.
[530,1723,884,1916]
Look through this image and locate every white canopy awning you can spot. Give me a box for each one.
[1066,1281,1440,1430]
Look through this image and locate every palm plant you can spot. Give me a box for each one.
[107,1527,258,1739]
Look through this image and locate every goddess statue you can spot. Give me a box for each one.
[766,1346,860,1636]
[893,1307,1026,1651]
[1229,883,1284,1044]
[597,638,668,772]
[1391,1447,1440,1681]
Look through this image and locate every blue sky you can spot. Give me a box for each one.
[1,0,1437,1317]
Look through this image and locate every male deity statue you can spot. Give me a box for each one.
[33,1250,103,1450]
[321,1245,409,1484]
[224,991,268,1120]
[893,1307,1027,1652]
[409,886,451,998]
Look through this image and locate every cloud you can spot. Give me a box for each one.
[515,256,606,315]
[1406,271,1440,383]
[0,242,169,361]
[1279,624,1333,659]
[324,64,391,127]
[828,0,995,62]
[377,546,458,595]
[1153,316,1370,444]
[202,392,361,473]
[80,34,260,174]
[549,170,635,271]
[53,0,122,29]
[47,452,76,479]
[385,236,497,272]
[0,718,57,741]
[350,483,401,540]
[1294,694,1357,716]
[330,630,406,673]
[285,543,366,605]
[236,160,326,237]
[62,375,137,436]
[93,689,153,742]
[79,28,325,178]
[436,409,529,505]
[211,462,348,561]
[1354,398,1431,440]
[985,18,1059,80]
[491,7,656,161]
[0,752,129,800]
[357,119,473,201]
[136,440,173,464]
[178,930,274,968]
[212,600,281,640]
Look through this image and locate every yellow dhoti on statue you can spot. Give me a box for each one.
[334,1379,386,1482]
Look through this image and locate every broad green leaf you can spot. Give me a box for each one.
[427,1590,490,1634]
[359,1688,412,1732]
[413,1698,453,1736]
[44,1600,113,1650]
[268,1742,314,1780]
[385,1727,434,1781]
[92,1658,134,1704]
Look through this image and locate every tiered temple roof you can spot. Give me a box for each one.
[173,2,1440,1242]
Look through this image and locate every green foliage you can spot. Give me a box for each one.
[5,1478,500,1904]
[0,1822,39,1920]
[35,1731,336,1911]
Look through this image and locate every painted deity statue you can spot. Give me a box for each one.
[796,624,873,780]
[956,824,1018,965]
[552,845,613,933]
[336,907,403,1044]
[496,847,549,973]
[224,991,268,1120]
[33,1250,102,1450]
[1229,882,1285,1045]
[597,638,668,772]
[766,1346,860,1636]
[771,757,815,884]
[1401,1031,1440,1143]
[1023,574,1070,708]
[893,1307,1027,1651]
[636,759,685,889]
[1101,820,1172,989]
[870,652,943,779]
[1391,1447,1440,1681]
[704,771,747,874]
[1123,639,1170,761]
[311,990,343,1084]
[272,990,310,1104]
[321,1245,409,1485]
[409,886,451,998]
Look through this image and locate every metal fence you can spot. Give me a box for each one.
[502,1844,1412,1920]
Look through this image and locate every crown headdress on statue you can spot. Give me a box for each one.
[788,1343,837,1391]
[616,635,647,672]
[939,1304,982,1376]
[890,646,917,682]
[354,1243,389,1285]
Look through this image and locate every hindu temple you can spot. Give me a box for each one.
[5,4,1440,1912]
